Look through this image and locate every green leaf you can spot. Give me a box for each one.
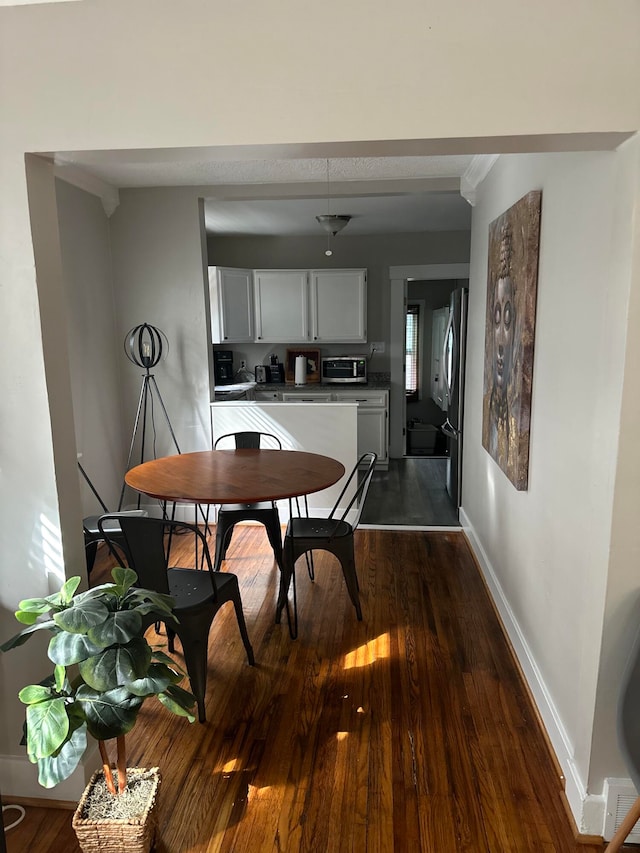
[76,685,144,741]
[125,663,178,696]
[54,665,66,693]
[15,610,40,625]
[53,599,110,634]
[78,638,151,692]
[19,684,55,705]
[25,698,69,759]
[60,577,82,605]
[36,722,87,789]
[16,597,51,613]
[151,648,186,674]
[0,620,57,652]
[48,631,103,666]
[87,610,143,647]
[124,588,176,618]
[111,567,138,595]
[157,684,196,722]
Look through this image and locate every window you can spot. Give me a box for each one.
[405,303,420,402]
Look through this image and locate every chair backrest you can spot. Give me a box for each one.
[97,515,215,598]
[328,451,377,531]
[617,616,640,792]
[214,431,282,450]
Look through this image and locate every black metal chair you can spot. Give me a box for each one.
[79,461,148,573]
[213,431,283,572]
[98,514,254,723]
[277,451,377,637]
[605,614,640,852]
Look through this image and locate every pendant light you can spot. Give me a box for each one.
[316,159,351,256]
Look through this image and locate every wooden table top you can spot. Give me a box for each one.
[124,449,345,505]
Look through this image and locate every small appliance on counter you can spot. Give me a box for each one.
[255,354,284,384]
[321,356,367,384]
[214,350,234,385]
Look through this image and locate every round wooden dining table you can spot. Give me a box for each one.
[124,449,345,505]
[125,449,346,638]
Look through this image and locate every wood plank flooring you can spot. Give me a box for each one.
[4,527,619,851]
[361,458,460,526]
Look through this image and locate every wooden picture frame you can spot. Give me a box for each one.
[285,348,321,384]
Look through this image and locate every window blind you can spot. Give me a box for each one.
[406,303,419,401]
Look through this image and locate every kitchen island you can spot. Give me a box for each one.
[209,400,359,519]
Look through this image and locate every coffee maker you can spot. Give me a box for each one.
[213,350,234,385]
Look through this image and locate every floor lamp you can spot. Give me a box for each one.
[118,323,180,511]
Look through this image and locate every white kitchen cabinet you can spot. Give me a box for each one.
[431,306,449,409]
[209,267,255,344]
[310,269,367,343]
[333,389,388,466]
[253,270,309,343]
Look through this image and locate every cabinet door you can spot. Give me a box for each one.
[209,267,254,343]
[357,407,387,463]
[310,269,367,343]
[254,270,308,343]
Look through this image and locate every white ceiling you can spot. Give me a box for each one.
[53,151,478,236]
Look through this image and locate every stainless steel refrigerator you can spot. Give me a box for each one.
[441,287,468,509]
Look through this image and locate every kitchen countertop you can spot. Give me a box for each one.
[253,380,391,392]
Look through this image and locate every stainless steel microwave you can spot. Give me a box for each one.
[321,356,368,384]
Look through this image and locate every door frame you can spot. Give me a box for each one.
[389,263,470,457]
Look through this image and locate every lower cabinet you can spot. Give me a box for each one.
[331,391,388,466]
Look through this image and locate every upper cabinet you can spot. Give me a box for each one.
[209,266,367,344]
[310,269,367,343]
[209,267,255,343]
[253,270,309,343]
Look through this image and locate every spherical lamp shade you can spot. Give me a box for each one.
[124,323,167,369]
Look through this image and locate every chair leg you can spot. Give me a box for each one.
[334,539,362,620]
[263,513,283,568]
[85,542,98,574]
[605,793,640,852]
[172,609,216,724]
[229,582,255,666]
[214,521,234,571]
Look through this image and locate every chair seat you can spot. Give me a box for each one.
[167,567,237,610]
[287,517,353,540]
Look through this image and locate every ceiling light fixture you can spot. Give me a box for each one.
[316,159,351,256]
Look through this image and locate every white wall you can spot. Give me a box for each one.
[461,144,639,831]
[109,189,213,495]
[1,0,639,807]
[56,180,127,514]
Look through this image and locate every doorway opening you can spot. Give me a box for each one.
[365,263,470,528]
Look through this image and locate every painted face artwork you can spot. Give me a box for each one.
[493,275,514,392]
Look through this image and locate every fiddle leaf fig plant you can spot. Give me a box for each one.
[1,567,196,794]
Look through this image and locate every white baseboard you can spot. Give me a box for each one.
[0,744,100,802]
[459,507,606,837]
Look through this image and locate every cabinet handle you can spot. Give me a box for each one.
[257,336,262,340]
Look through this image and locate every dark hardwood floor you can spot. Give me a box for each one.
[4,526,618,851]
[361,457,460,527]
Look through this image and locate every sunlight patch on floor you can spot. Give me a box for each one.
[343,632,390,669]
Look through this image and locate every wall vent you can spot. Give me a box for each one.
[603,778,640,843]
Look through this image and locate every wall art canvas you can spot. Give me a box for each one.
[482,190,542,490]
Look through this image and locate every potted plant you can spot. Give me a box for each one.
[1,567,196,853]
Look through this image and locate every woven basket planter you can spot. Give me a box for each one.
[72,767,161,853]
